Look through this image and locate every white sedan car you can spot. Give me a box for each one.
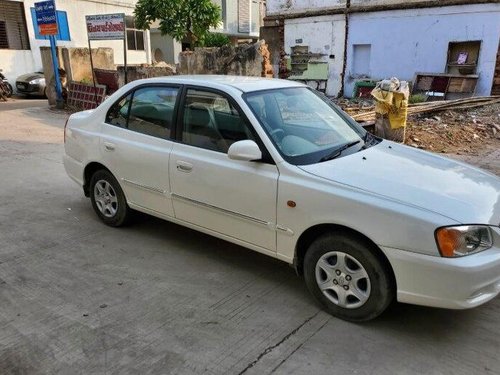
[64,76,500,321]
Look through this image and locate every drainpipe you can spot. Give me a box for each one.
[339,0,351,98]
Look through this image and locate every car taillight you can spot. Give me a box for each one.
[64,117,69,143]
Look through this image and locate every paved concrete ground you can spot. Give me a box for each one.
[0,96,47,111]
[1,103,500,374]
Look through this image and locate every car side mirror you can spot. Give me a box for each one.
[227,140,262,162]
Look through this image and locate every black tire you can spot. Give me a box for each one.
[89,169,131,227]
[304,232,394,322]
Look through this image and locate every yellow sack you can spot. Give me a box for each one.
[388,102,408,129]
[388,91,408,129]
[371,79,409,129]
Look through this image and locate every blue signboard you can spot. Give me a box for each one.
[34,0,63,103]
[34,0,58,34]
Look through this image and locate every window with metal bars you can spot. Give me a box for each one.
[0,0,30,50]
[238,0,250,33]
[0,21,7,48]
[125,16,144,51]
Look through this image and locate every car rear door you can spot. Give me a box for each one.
[100,84,181,217]
[169,87,279,252]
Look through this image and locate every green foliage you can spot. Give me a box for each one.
[202,32,231,47]
[409,94,427,104]
[134,0,221,46]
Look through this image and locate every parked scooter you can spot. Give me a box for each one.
[0,69,13,98]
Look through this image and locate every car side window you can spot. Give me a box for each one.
[106,94,132,127]
[127,86,179,139]
[182,89,255,153]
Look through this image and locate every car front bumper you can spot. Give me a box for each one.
[16,82,44,95]
[381,230,500,309]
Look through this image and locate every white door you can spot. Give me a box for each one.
[100,85,180,217]
[169,88,279,251]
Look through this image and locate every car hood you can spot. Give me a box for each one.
[17,72,44,83]
[299,142,500,225]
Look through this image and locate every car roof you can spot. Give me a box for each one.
[135,75,305,93]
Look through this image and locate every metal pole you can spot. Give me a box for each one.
[88,38,99,107]
[124,31,128,84]
[49,34,63,108]
[339,0,351,98]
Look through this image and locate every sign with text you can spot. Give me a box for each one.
[86,13,125,41]
[35,0,58,36]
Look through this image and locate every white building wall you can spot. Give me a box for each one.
[345,3,500,97]
[284,15,345,96]
[1,0,150,86]
[150,31,182,64]
[1,50,37,87]
[1,0,36,85]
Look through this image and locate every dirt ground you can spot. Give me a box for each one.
[405,103,500,155]
[337,100,500,157]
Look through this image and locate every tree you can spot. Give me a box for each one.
[134,0,221,47]
[204,32,231,48]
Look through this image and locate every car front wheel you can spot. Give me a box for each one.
[304,233,394,322]
[89,170,131,227]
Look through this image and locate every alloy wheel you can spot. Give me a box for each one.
[315,251,371,309]
[93,179,118,218]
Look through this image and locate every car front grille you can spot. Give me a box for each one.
[16,82,39,92]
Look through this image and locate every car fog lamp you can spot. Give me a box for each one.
[435,225,493,257]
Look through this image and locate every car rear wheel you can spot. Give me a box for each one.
[89,170,131,227]
[304,233,394,322]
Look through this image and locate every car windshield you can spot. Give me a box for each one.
[245,87,367,165]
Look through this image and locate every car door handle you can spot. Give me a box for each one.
[104,142,115,151]
[176,161,193,172]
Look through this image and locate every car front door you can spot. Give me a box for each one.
[100,85,180,217]
[169,87,279,252]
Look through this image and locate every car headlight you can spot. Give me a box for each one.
[435,225,493,257]
[29,78,43,85]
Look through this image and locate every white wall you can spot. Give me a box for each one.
[345,3,500,97]
[0,0,150,86]
[150,31,181,65]
[1,50,37,86]
[284,15,345,96]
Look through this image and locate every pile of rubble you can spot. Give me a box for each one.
[335,97,500,155]
[405,103,500,154]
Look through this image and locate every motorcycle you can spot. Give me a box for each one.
[0,69,13,98]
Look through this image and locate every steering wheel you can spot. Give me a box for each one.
[269,128,285,143]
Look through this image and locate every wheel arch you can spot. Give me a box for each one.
[294,224,396,288]
[83,162,112,197]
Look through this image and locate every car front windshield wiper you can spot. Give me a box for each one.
[361,131,381,149]
[319,140,361,162]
